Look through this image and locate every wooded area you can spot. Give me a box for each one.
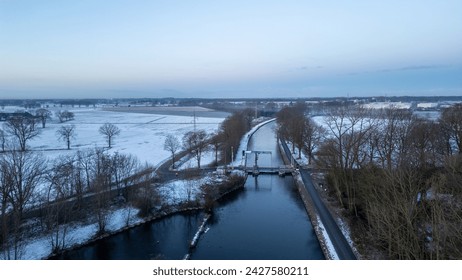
[277,103,462,259]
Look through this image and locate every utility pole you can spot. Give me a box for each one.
[193,109,197,132]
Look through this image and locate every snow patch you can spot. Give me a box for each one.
[157,178,207,205]
[362,102,411,110]
[178,150,216,170]
[316,215,339,260]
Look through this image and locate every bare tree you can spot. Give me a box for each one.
[276,105,305,155]
[111,152,140,195]
[35,108,52,128]
[76,149,95,191]
[93,179,110,235]
[440,104,462,154]
[56,125,76,150]
[405,119,446,168]
[375,108,414,170]
[0,155,13,255]
[209,132,222,166]
[163,134,181,169]
[57,110,74,123]
[182,130,208,169]
[0,150,45,259]
[44,156,76,253]
[2,150,46,220]
[4,115,40,151]
[47,155,77,199]
[132,179,159,217]
[218,110,254,164]
[0,129,6,152]
[128,162,159,216]
[99,123,121,148]
[303,119,324,165]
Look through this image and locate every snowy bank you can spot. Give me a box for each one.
[1,206,143,260]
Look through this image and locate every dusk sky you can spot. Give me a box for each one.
[1,0,461,99]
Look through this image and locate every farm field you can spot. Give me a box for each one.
[1,106,225,167]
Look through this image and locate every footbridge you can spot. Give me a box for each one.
[237,150,295,176]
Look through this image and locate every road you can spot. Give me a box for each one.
[280,139,356,260]
[155,149,218,182]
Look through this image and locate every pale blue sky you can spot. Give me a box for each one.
[1,0,461,98]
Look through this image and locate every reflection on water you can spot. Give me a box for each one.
[56,212,202,260]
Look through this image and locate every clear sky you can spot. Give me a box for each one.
[1,0,461,99]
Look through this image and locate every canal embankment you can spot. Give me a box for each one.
[278,137,356,260]
[276,138,333,259]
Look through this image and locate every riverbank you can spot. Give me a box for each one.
[291,171,337,260]
[0,169,246,260]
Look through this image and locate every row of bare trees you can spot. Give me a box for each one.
[0,146,153,259]
[216,109,254,164]
[1,112,120,151]
[276,102,324,164]
[31,108,73,128]
[279,103,462,259]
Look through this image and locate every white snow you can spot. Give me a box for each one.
[190,214,211,247]
[316,215,339,260]
[417,103,438,109]
[336,218,358,257]
[157,178,207,205]
[178,150,216,170]
[362,102,412,110]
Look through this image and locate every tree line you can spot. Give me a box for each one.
[1,109,121,151]
[277,103,462,259]
[0,146,155,259]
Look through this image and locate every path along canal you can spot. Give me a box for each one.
[57,122,324,260]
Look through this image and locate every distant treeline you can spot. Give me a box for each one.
[2,95,462,110]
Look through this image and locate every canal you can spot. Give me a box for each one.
[58,122,324,259]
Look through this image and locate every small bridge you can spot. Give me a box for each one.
[244,165,294,176]
[239,150,294,176]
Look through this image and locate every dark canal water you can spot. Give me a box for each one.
[57,122,323,260]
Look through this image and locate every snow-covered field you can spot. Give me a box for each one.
[1,106,223,166]
[362,102,411,110]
